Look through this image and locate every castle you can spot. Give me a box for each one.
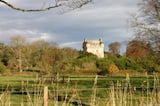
[83,38,104,58]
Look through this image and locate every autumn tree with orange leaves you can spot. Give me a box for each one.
[126,40,153,58]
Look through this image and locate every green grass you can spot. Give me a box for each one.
[0,74,157,93]
[0,74,160,105]
[0,75,36,81]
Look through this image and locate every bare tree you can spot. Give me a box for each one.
[0,0,92,12]
[10,35,26,72]
[108,42,121,56]
[130,0,160,52]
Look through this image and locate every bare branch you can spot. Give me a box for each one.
[129,0,160,52]
[0,0,92,12]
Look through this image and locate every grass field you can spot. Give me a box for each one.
[0,74,160,106]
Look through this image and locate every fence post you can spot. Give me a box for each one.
[43,86,48,106]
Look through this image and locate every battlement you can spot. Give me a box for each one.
[83,38,104,58]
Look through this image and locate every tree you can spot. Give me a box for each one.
[61,47,79,59]
[126,39,153,57]
[10,35,27,72]
[0,42,5,61]
[108,42,121,56]
[28,40,63,73]
[0,0,92,12]
[130,0,160,54]
[0,44,15,67]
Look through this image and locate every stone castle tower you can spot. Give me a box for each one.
[83,38,104,58]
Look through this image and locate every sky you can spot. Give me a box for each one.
[0,0,140,53]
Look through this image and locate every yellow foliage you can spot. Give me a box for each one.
[109,64,119,74]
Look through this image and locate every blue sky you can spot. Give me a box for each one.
[0,0,140,53]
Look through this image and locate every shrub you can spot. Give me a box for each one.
[0,62,6,73]
[96,58,113,75]
[154,65,160,72]
[73,52,97,67]
[108,56,126,70]
[78,51,97,59]
[125,57,142,71]
[108,64,119,74]
[108,56,142,71]
[136,58,158,72]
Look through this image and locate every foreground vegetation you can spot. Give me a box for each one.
[0,74,160,106]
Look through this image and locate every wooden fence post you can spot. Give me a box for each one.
[43,86,48,106]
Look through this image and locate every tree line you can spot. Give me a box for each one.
[0,35,79,73]
[0,35,159,75]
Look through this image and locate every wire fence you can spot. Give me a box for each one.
[0,75,160,106]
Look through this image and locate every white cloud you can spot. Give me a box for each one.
[60,41,82,46]
[39,33,51,41]
[0,29,57,44]
[0,0,140,52]
[60,41,82,49]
